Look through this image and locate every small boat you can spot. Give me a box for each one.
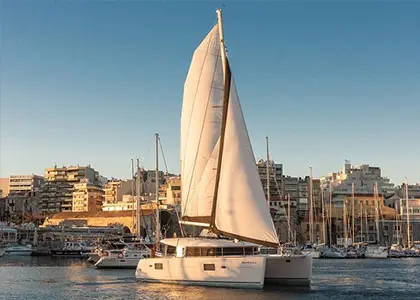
[95,246,150,269]
[345,248,358,259]
[51,241,92,258]
[5,244,33,256]
[87,241,128,264]
[365,246,388,259]
[321,246,346,258]
[388,244,405,258]
[301,244,321,259]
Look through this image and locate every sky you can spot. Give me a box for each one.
[1,1,419,184]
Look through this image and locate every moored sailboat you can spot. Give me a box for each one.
[136,9,312,288]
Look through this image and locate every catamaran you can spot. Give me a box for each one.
[135,9,312,289]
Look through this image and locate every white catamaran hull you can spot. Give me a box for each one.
[264,255,312,286]
[95,256,140,269]
[136,256,267,289]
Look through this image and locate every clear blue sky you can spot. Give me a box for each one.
[1,1,419,184]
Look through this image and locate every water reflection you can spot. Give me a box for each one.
[0,257,419,300]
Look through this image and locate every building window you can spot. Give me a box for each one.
[203,264,215,271]
[154,263,163,270]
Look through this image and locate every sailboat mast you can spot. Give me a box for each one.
[343,197,348,248]
[266,136,270,207]
[210,9,232,229]
[287,193,291,243]
[136,159,141,240]
[395,204,399,245]
[405,178,410,249]
[374,182,380,244]
[309,167,314,244]
[131,159,135,233]
[155,133,160,251]
[352,182,355,244]
[216,9,227,78]
[329,183,332,245]
[360,201,363,242]
[364,202,368,243]
[321,187,326,244]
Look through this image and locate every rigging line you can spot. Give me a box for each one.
[158,137,169,176]
[158,136,185,237]
[181,26,222,220]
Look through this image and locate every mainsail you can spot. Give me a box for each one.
[180,15,279,247]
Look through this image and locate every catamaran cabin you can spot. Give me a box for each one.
[160,238,260,258]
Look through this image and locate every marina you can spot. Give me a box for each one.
[1,2,420,299]
[0,256,419,300]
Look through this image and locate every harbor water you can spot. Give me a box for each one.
[0,257,419,300]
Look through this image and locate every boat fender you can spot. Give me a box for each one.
[118,253,124,259]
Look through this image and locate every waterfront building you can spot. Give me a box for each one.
[6,174,44,214]
[257,159,283,202]
[39,165,101,214]
[0,178,10,197]
[103,179,134,203]
[160,176,181,205]
[72,179,104,212]
[42,208,179,237]
[102,194,137,211]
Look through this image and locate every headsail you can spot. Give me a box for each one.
[180,25,223,224]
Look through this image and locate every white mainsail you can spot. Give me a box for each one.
[180,20,279,247]
[180,25,223,223]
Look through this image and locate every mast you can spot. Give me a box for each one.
[321,187,326,244]
[364,201,368,243]
[329,183,332,245]
[395,203,399,245]
[155,133,160,251]
[287,193,291,243]
[405,178,410,249]
[131,159,135,234]
[352,182,355,244]
[266,136,270,207]
[210,8,232,229]
[360,200,363,242]
[136,159,141,240]
[309,167,314,244]
[374,182,380,244]
[343,197,348,247]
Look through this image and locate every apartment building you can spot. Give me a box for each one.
[72,180,104,212]
[40,165,101,214]
[6,175,44,214]
[160,177,181,205]
[103,179,133,203]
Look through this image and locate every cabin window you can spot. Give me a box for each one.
[215,248,222,256]
[203,264,215,271]
[186,247,201,257]
[154,263,163,270]
[222,247,245,256]
[244,247,255,255]
[201,248,215,256]
[166,245,176,256]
